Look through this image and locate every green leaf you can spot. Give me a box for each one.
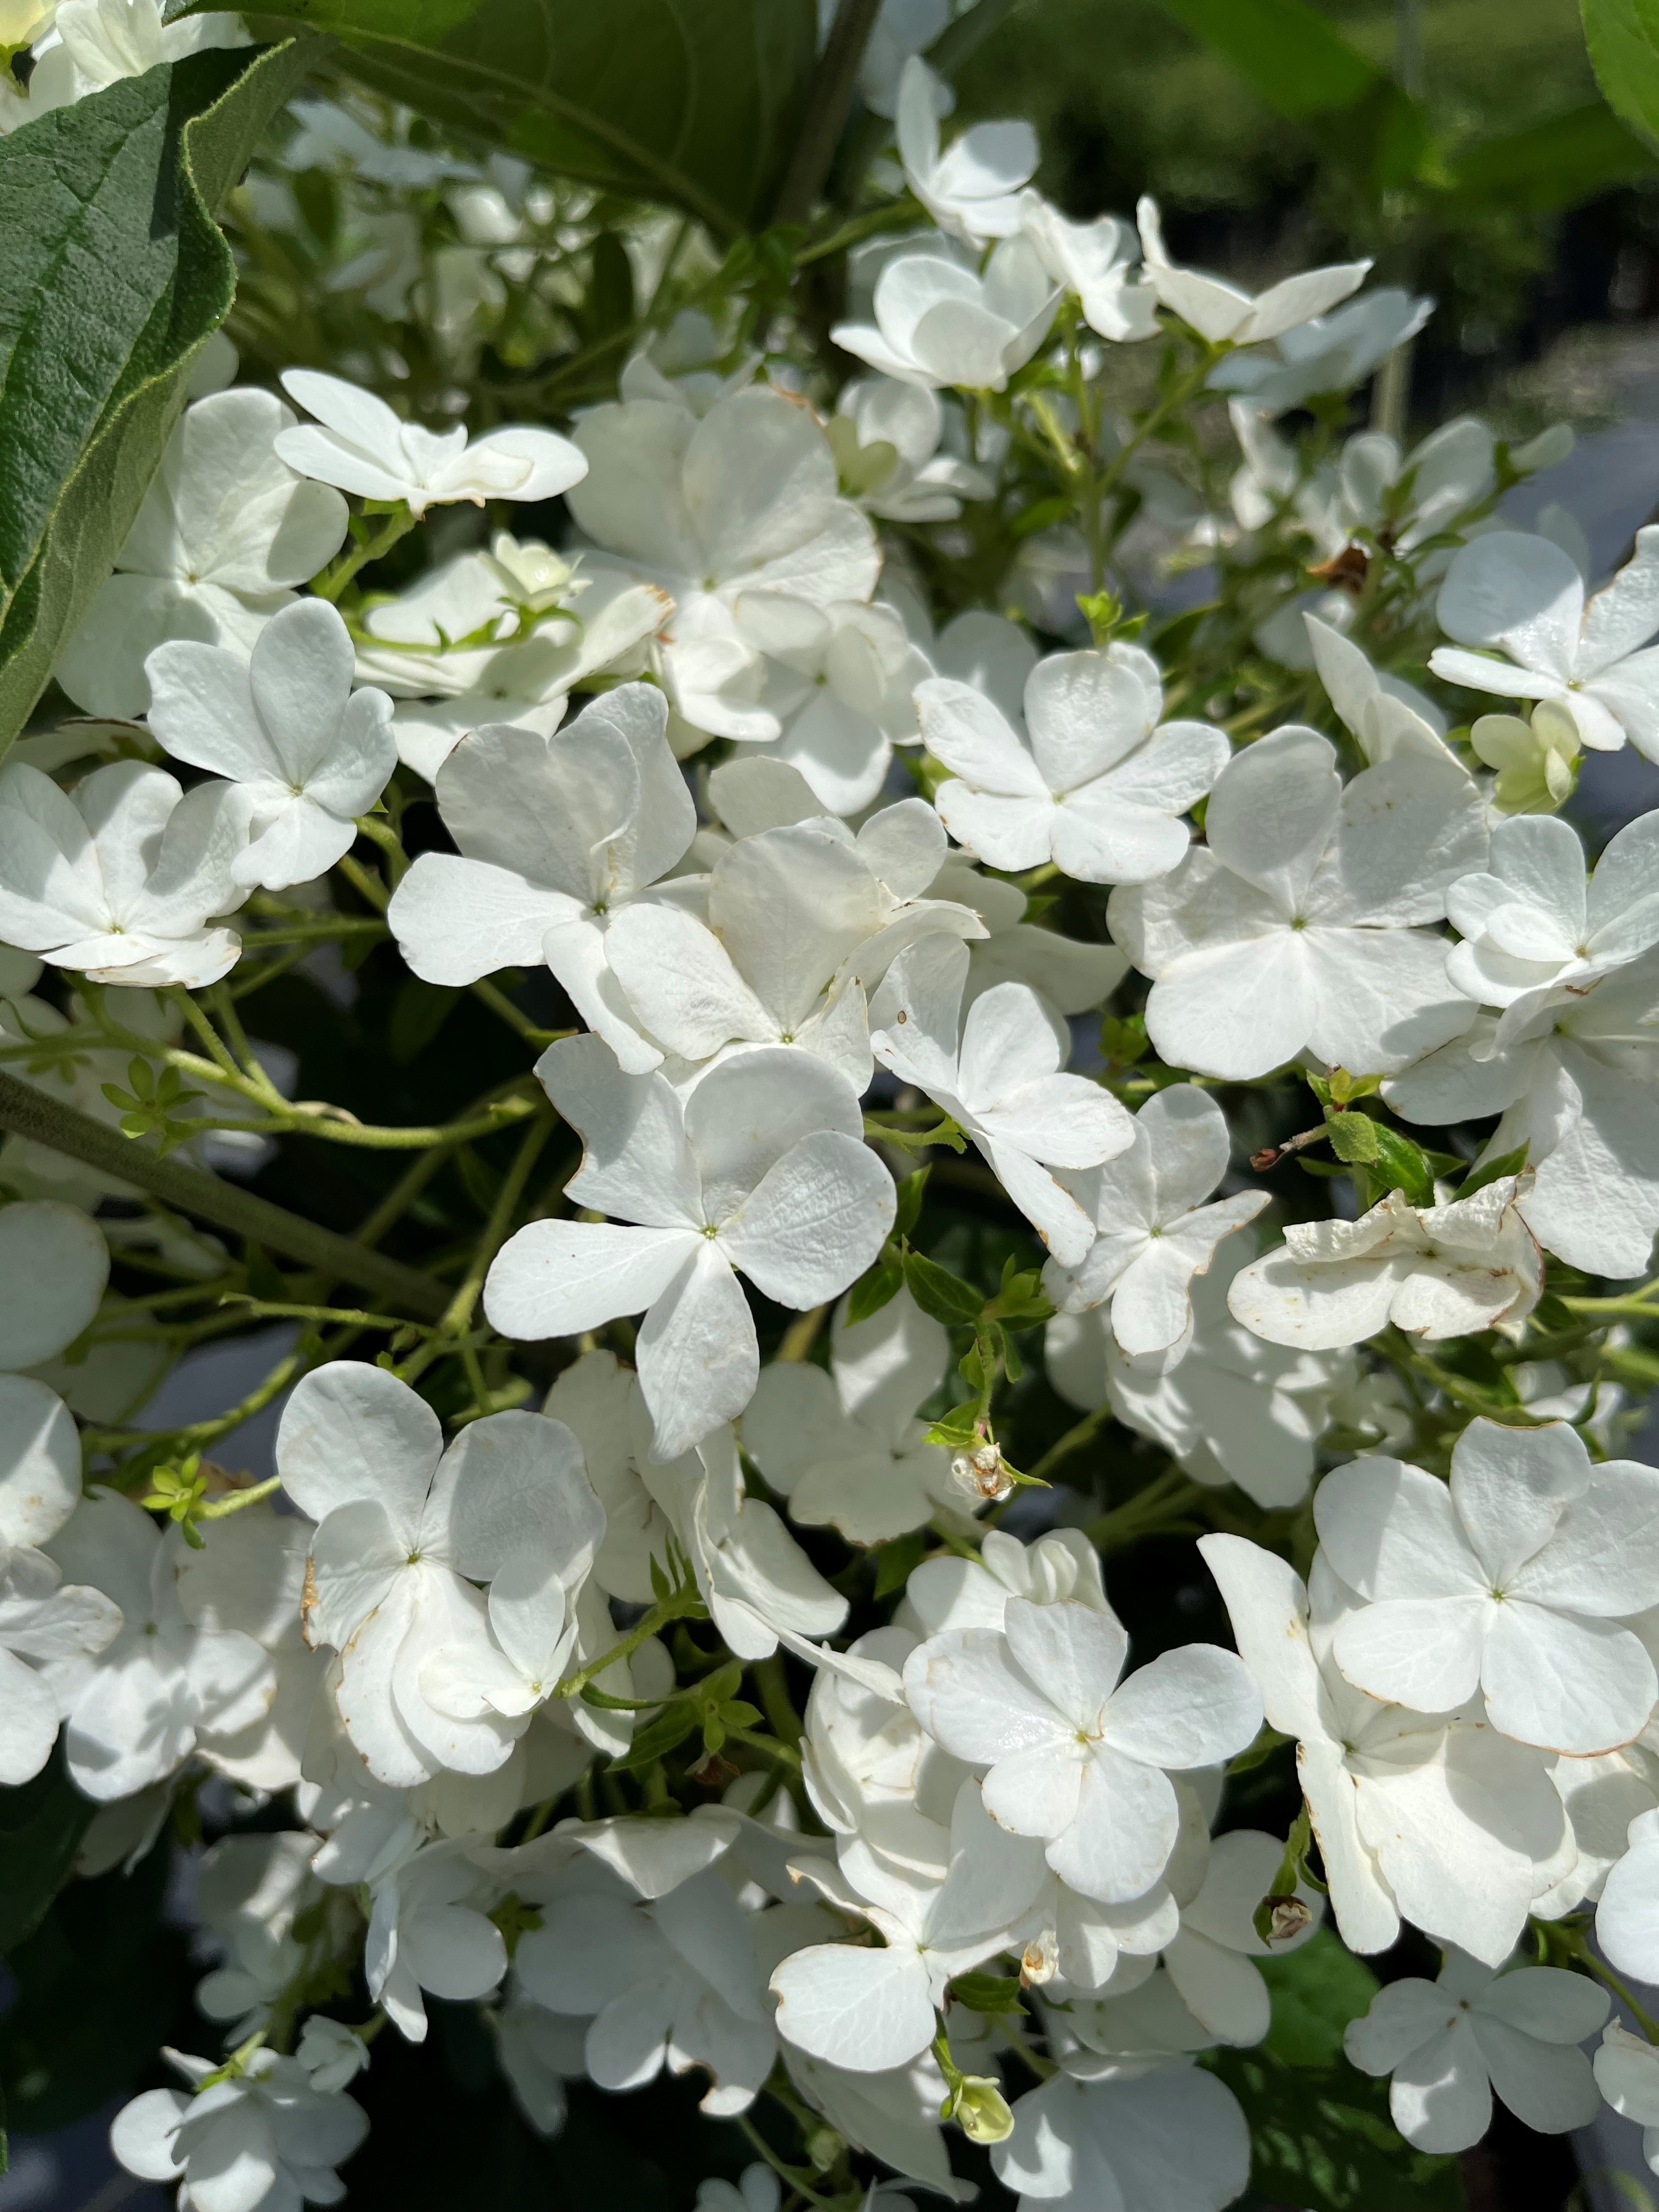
[0,1750,93,1957]
[924,1402,982,1450]
[1259,1929,1380,2069]
[1444,100,1659,208]
[902,1247,984,1326]
[949,1971,1025,2017]
[1151,0,1378,118]
[1206,2047,1464,2212]
[0,37,319,754]
[1366,1124,1437,1209]
[845,1250,902,1326]
[873,1527,929,1599]
[1324,1110,1381,1165]
[244,0,817,235]
[607,1702,700,1774]
[1583,0,1659,152]
[894,1166,931,1242]
[1459,1141,1530,1199]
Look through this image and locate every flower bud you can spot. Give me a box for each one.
[1266,1895,1313,1945]
[1020,1929,1059,1987]
[950,2075,1015,2144]
[950,1442,1013,1504]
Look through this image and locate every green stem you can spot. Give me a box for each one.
[1096,345,1220,501]
[441,1110,557,1334]
[772,0,884,223]
[197,1476,283,1521]
[1025,1403,1111,1487]
[0,1073,446,1319]
[312,507,419,603]
[556,1588,702,1701]
[725,1725,802,1770]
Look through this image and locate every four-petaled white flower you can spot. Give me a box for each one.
[55,390,348,719]
[1210,289,1431,415]
[831,376,994,525]
[1020,191,1159,343]
[1108,722,1487,1080]
[111,2045,369,2212]
[1203,1533,1575,1966]
[992,2055,1250,2212]
[146,597,395,891]
[1592,2022,1659,2177]
[1446,809,1659,1046]
[1344,1949,1607,2152]
[832,239,1058,394]
[484,1040,895,1460]
[387,684,696,1072]
[1045,1084,1268,1356]
[872,935,1133,1266]
[904,1595,1261,1901]
[895,57,1037,245]
[1596,1808,1659,1983]
[1313,1418,1659,1755]
[276,1361,603,1786]
[743,1288,956,1542]
[0,759,251,986]
[1228,1176,1543,1350]
[920,642,1228,885]
[275,369,586,516]
[1135,196,1369,345]
[1430,526,1659,758]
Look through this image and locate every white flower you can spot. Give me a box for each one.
[1344,1949,1607,2152]
[484,1040,895,1460]
[928,859,1126,1017]
[832,238,1058,393]
[1333,415,1497,555]
[276,1362,604,1786]
[992,2057,1250,2212]
[738,594,932,815]
[567,387,878,748]
[356,548,667,782]
[1049,1253,1348,1510]
[492,1991,586,2137]
[1430,526,1659,757]
[1594,2024,1659,2176]
[618,308,757,415]
[0,759,251,986]
[2,0,247,131]
[53,390,347,719]
[1597,1808,1659,1982]
[0,1197,106,1530]
[145,598,394,892]
[743,1288,956,1542]
[44,1489,272,1800]
[697,2166,780,2212]
[295,2016,369,2096]
[357,1838,507,2042]
[516,1850,778,2116]
[1019,193,1159,343]
[387,684,696,1071]
[1385,951,1659,1279]
[1135,196,1369,345]
[904,1596,1261,1901]
[1203,1534,1577,1966]
[1304,614,1470,770]
[832,377,994,524]
[871,936,1133,1267]
[0,1544,121,1787]
[1108,723,1487,1080]
[1210,288,1431,414]
[274,369,586,516]
[1446,810,1659,1040]
[1228,1177,1543,1350]
[895,58,1037,245]
[604,815,977,1088]
[195,1831,317,2044]
[772,1779,1035,2072]
[900,1527,1110,1639]
[173,1506,314,1792]
[1314,1418,1659,1756]
[919,642,1227,885]
[1044,1085,1267,1356]
[111,2045,368,2212]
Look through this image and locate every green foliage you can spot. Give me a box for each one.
[902,1246,985,1327]
[1208,2046,1465,2212]
[1582,0,1659,150]
[1446,97,1658,205]
[0,1752,93,1958]
[1154,0,1379,118]
[0,1835,190,2132]
[245,0,817,235]
[948,1971,1026,2017]
[0,36,317,755]
[1259,1928,1380,2068]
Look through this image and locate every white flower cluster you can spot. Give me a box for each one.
[3,28,1658,2212]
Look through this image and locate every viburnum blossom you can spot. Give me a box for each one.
[1430,526,1659,757]
[484,1041,895,1457]
[4,24,1656,2210]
